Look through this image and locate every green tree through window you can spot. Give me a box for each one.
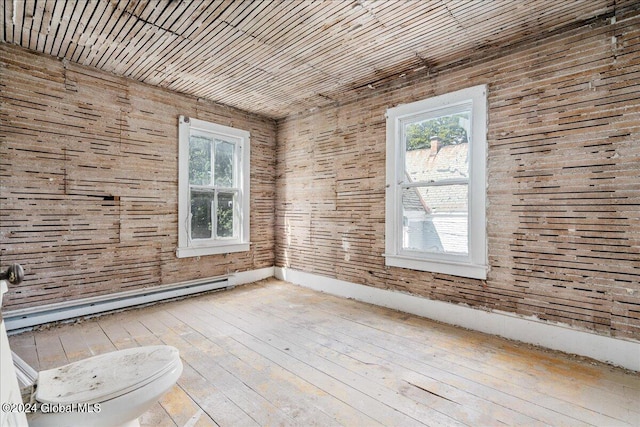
[188,136,236,239]
[405,114,468,151]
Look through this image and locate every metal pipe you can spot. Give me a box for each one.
[0,264,24,285]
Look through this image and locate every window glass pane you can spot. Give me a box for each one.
[404,111,470,184]
[190,191,213,239]
[215,140,235,187]
[216,192,236,238]
[189,136,212,186]
[402,185,468,255]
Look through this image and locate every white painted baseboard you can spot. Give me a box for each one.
[275,267,640,371]
[230,266,275,286]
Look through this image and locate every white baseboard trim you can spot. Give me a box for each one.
[275,267,640,371]
[230,266,275,286]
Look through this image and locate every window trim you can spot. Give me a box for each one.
[384,85,488,279]
[177,116,250,258]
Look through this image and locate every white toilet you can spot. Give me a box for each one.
[27,345,183,427]
[1,276,183,427]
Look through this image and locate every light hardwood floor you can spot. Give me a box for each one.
[8,278,640,426]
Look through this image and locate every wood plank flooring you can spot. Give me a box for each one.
[8,278,640,426]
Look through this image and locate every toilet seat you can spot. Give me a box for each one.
[36,345,180,405]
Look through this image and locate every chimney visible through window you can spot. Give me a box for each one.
[430,136,440,156]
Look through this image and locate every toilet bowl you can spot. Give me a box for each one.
[26,346,183,426]
[26,345,183,427]
[1,270,183,426]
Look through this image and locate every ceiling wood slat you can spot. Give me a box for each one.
[60,0,94,59]
[133,1,234,83]
[11,0,24,44]
[71,0,109,63]
[19,0,34,47]
[92,1,145,69]
[1,0,618,119]
[51,0,77,57]
[46,0,72,57]
[83,0,137,68]
[0,1,6,43]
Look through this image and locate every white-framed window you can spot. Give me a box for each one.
[177,116,250,258]
[385,85,487,279]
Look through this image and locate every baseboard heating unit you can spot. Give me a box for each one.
[3,275,230,332]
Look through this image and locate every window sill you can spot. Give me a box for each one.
[176,242,250,258]
[384,254,487,280]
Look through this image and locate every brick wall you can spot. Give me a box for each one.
[0,44,276,310]
[276,11,640,340]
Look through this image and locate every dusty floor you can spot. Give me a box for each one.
[9,278,640,426]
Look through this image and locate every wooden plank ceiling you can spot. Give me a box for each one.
[1,0,615,120]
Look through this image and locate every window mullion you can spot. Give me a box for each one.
[187,185,193,244]
[402,179,469,188]
[210,140,216,241]
[189,185,216,191]
[395,179,403,256]
[212,188,218,240]
[210,139,216,188]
